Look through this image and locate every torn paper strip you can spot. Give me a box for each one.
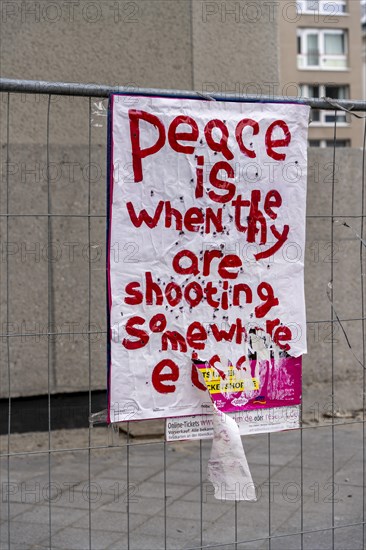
[195,358,256,501]
[208,404,257,501]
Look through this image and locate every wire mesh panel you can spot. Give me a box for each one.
[0,80,365,550]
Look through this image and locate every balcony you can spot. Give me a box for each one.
[297,53,348,69]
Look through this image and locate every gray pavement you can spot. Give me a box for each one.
[0,421,364,550]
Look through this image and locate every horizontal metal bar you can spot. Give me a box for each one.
[1,78,366,111]
[1,330,107,338]
[1,213,366,219]
[1,317,365,339]
[0,213,106,218]
[186,521,366,550]
[0,419,365,460]
[0,317,359,337]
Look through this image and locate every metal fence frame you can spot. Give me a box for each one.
[1,77,366,550]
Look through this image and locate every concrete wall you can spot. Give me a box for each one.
[303,148,365,414]
[1,0,279,114]
[1,1,365,415]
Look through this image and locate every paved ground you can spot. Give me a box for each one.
[0,419,364,550]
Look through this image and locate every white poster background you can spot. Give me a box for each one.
[108,96,309,422]
[166,405,301,441]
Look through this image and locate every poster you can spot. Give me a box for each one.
[166,405,301,441]
[107,95,309,426]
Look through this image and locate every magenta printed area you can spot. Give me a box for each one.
[197,356,302,414]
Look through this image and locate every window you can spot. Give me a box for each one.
[325,139,350,147]
[297,29,347,69]
[300,84,349,125]
[297,1,347,15]
[362,0,366,27]
[308,139,351,147]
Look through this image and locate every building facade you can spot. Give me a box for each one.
[362,0,366,97]
[279,0,364,147]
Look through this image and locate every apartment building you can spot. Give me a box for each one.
[279,0,364,147]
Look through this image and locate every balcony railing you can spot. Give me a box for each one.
[297,53,347,70]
